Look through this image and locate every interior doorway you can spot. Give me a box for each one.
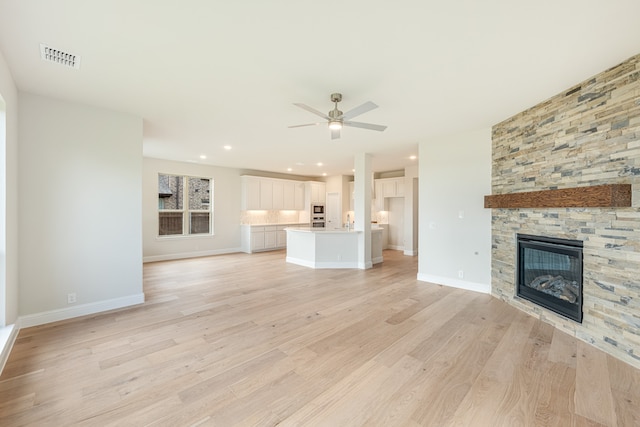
[325,192,341,230]
[387,197,404,250]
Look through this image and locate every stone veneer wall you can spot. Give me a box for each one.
[491,54,640,368]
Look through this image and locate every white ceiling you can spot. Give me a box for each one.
[1,1,639,177]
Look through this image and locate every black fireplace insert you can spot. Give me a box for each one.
[516,234,583,323]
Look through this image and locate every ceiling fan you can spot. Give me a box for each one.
[289,93,387,140]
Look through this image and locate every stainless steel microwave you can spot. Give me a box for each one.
[312,203,325,214]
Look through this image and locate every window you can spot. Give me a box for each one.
[158,174,213,236]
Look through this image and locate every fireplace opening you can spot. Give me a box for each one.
[516,234,583,323]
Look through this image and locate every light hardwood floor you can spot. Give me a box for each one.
[1,250,639,426]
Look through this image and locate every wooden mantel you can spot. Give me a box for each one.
[484,184,632,209]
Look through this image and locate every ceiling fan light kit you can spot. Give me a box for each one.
[290,92,386,139]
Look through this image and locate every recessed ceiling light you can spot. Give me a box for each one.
[223,145,232,150]
[322,173,327,176]
[317,162,323,167]
[287,168,292,172]
[199,155,207,159]
[410,155,417,160]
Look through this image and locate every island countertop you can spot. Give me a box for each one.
[285,227,383,269]
[284,226,382,234]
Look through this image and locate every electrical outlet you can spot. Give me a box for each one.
[458,270,464,279]
[67,293,77,304]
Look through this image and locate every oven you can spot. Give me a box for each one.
[312,203,325,215]
[310,203,325,228]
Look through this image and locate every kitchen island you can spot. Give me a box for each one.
[285,226,383,269]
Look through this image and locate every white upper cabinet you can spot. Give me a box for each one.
[260,180,274,210]
[241,176,261,210]
[396,179,405,197]
[373,177,404,211]
[382,179,396,198]
[294,182,305,210]
[376,177,405,199]
[307,181,326,204]
[241,176,315,211]
[272,181,285,210]
[349,181,354,211]
[282,181,294,209]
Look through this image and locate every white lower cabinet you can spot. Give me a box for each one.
[276,225,288,247]
[250,227,265,251]
[264,226,277,249]
[242,224,305,253]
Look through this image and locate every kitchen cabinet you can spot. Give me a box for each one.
[294,182,305,210]
[250,226,266,251]
[241,223,306,253]
[300,181,326,224]
[276,225,288,247]
[285,227,384,268]
[260,180,273,209]
[374,180,384,211]
[272,181,284,210]
[282,182,294,209]
[378,224,389,250]
[313,182,325,203]
[241,176,261,210]
[349,181,354,211]
[373,177,404,211]
[241,176,308,211]
[377,177,404,198]
[396,180,405,197]
[305,181,326,205]
[264,226,277,249]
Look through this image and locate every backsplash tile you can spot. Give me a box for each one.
[240,210,303,225]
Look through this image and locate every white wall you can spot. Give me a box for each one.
[418,128,492,293]
[0,49,18,328]
[143,158,243,261]
[403,165,418,256]
[18,93,144,325]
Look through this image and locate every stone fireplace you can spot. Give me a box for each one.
[516,234,583,323]
[489,53,640,368]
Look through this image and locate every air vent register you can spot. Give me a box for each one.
[40,43,81,69]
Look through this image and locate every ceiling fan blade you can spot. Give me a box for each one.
[341,101,378,120]
[344,121,387,132]
[288,123,322,128]
[293,103,329,119]
[331,128,341,140]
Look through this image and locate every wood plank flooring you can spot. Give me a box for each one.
[1,250,639,426]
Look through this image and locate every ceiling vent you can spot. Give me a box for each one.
[40,44,81,69]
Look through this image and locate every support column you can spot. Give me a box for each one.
[354,153,372,269]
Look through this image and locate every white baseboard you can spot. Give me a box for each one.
[358,261,374,269]
[19,293,145,328]
[417,273,491,294]
[404,249,417,256]
[0,322,20,375]
[285,256,315,268]
[143,247,242,263]
[286,256,361,269]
